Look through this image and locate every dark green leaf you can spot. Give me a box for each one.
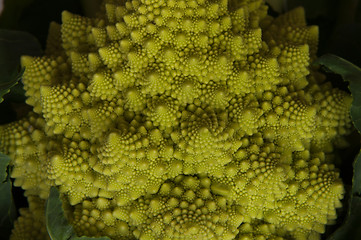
[354,151,361,196]
[0,153,11,182]
[74,237,111,240]
[0,30,42,74]
[327,183,361,240]
[0,153,16,239]
[0,29,42,103]
[0,68,24,103]
[46,187,110,240]
[0,180,16,239]
[314,54,361,137]
[314,54,361,240]
[327,154,361,240]
[3,81,27,103]
[46,187,77,240]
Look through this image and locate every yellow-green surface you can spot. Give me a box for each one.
[0,0,353,239]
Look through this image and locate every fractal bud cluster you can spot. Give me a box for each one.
[0,0,353,239]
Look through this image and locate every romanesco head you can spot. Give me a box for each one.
[0,0,352,239]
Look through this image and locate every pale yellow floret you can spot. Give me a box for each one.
[237,221,286,240]
[21,56,69,113]
[113,67,136,89]
[40,83,87,137]
[170,75,202,105]
[122,175,244,240]
[99,42,124,69]
[0,114,51,199]
[88,52,103,71]
[61,11,93,52]
[145,96,180,129]
[70,51,90,74]
[139,70,171,96]
[88,70,118,100]
[45,22,63,56]
[10,196,50,240]
[87,98,124,137]
[92,27,108,47]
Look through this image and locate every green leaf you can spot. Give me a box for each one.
[0,153,16,239]
[0,153,11,182]
[0,180,16,239]
[327,164,361,240]
[46,187,110,240]
[46,187,77,240]
[0,68,24,103]
[314,54,361,136]
[74,237,111,240]
[0,29,42,103]
[314,54,361,240]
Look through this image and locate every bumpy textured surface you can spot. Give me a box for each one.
[10,196,50,240]
[0,0,352,239]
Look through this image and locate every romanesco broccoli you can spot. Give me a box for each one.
[0,0,352,239]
